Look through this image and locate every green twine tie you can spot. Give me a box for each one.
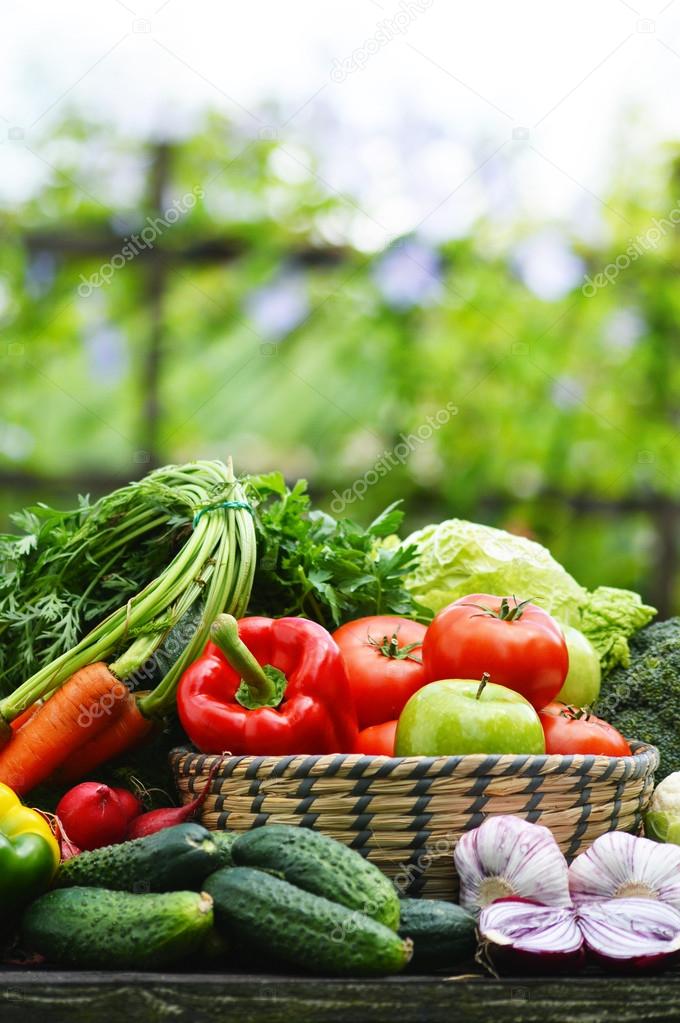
[193,500,254,527]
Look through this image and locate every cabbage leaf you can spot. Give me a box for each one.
[403,518,656,673]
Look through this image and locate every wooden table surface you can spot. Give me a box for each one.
[1,968,677,1023]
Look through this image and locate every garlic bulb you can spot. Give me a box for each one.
[569,831,680,909]
[454,815,572,915]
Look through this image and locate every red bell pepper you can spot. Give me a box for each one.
[177,614,358,756]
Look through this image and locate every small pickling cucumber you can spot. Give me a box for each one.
[22,887,213,968]
[211,829,238,868]
[397,898,476,970]
[55,822,223,892]
[231,824,400,930]
[205,866,412,976]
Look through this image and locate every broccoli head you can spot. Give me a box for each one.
[596,617,680,781]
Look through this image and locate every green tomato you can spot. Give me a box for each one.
[395,678,546,757]
[556,625,601,706]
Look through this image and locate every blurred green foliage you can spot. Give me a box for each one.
[0,115,678,613]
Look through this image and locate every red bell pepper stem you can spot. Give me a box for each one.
[177,615,359,755]
[211,614,282,706]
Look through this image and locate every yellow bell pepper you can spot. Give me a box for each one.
[0,782,60,915]
[0,782,59,865]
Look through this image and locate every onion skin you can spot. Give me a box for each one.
[568,832,680,911]
[480,897,680,975]
[577,898,680,973]
[586,948,680,973]
[482,941,586,976]
[478,899,584,975]
[455,815,572,915]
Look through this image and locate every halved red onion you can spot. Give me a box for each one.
[569,832,680,909]
[578,898,680,971]
[478,899,585,973]
[454,815,572,915]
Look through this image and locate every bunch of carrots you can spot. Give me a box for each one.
[0,460,256,795]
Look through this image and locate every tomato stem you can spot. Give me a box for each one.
[367,630,423,664]
[559,703,591,721]
[463,595,532,622]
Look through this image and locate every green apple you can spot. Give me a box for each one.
[394,677,546,757]
[556,625,601,706]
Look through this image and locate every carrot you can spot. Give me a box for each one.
[10,703,41,731]
[0,663,127,795]
[57,692,155,783]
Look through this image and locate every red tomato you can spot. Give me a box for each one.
[423,594,568,710]
[354,720,397,756]
[539,702,631,756]
[332,616,427,729]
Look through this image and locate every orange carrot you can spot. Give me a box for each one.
[11,703,41,732]
[0,663,127,795]
[57,692,155,783]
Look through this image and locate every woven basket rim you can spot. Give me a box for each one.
[169,740,658,774]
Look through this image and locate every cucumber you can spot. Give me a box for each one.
[22,887,213,969]
[55,823,222,892]
[205,866,412,977]
[211,830,237,868]
[232,824,400,930]
[398,898,476,970]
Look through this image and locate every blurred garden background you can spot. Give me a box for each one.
[1,1,680,615]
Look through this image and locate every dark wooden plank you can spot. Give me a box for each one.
[0,970,679,1023]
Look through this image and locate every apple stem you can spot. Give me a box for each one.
[476,672,490,700]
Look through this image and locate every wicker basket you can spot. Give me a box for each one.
[170,743,659,901]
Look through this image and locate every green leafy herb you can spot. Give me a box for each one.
[0,494,183,693]
[0,468,427,701]
[246,473,430,629]
[0,461,256,711]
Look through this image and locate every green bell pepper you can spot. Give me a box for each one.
[0,782,59,915]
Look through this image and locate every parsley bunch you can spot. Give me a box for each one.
[0,467,428,700]
[247,473,430,629]
[0,462,256,705]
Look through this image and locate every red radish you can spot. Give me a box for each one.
[56,782,142,851]
[127,763,219,839]
[111,786,143,825]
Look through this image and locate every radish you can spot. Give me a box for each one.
[127,763,218,839]
[112,786,144,825]
[56,782,142,851]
